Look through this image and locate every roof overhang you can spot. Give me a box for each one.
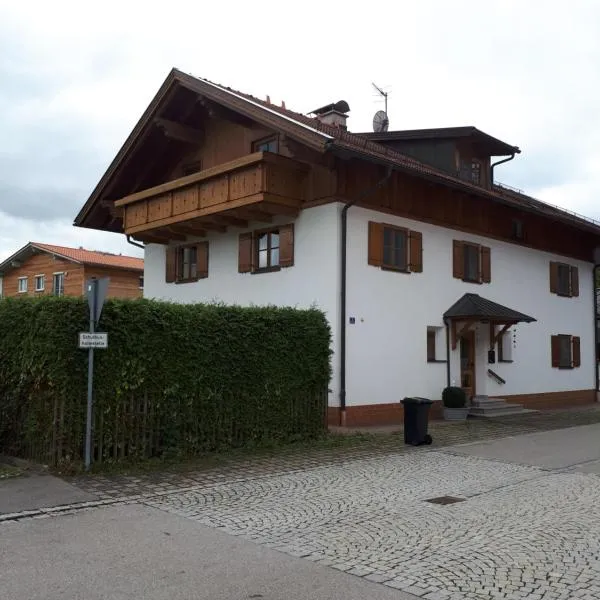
[358,126,520,157]
[0,242,80,276]
[74,68,333,231]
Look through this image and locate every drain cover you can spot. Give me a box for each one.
[425,496,466,505]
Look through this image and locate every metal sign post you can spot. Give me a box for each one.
[82,277,109,471]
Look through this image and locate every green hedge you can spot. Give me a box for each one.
[0,297,331,467]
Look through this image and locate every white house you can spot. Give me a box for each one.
[75,68,600,426]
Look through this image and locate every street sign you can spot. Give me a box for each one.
[86,277,109,325]
[79,332,108,349]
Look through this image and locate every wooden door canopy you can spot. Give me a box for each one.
[444,293,536,350]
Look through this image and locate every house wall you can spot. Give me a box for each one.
[344,205,595,411]
[143,202,341,403]
[83,266,143,299]
[1,254,83,297]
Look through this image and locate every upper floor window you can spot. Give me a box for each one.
[139,276,144,289]
[459,158,483,185]
[53,273,64,296]
[238,224,294,274]
[470,159,481,185]
[34,275,45,292]
[165,242,209,284]
[511,219,524,241]
[549,262,579,297]
[368,221,423,273]
[252,136,278,153]
[453,240,491,284]
[18,277,27,293]
[551,334,581,369]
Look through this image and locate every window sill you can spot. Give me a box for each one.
[35,289,44,293]
[427,359,447,363]
[175,278,200,284]
[252,266,281,275]
[462,277,482,284]
[381,266,410,274]
[498,359,513,363]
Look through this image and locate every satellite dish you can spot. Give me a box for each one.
[373,110,389,133]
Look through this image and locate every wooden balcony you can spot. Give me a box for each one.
[115,152,309,243]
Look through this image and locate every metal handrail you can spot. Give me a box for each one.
[487,369,506,385]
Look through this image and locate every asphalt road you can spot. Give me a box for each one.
[0,503,417,600]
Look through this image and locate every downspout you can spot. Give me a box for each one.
[339,166,392,426]
[490,152,517,185]
[443,318,451,388]
[126,234,145,250]
[594,264,600,396]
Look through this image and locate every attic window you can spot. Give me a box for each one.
[252,136,278,153]
[471,160,481,184]
[511,219,524,240]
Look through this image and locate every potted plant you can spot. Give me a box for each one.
[442,386,469,421]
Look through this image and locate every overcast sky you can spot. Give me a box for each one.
[1,1,599,262]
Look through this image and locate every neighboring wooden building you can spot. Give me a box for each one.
[73,68,600,425]
[0,242,144,299]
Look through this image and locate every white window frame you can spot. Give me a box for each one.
[52,272,65,296]
[18,277,28,293]
[34,274,45,292]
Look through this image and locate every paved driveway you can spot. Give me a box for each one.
[3,421,600,599]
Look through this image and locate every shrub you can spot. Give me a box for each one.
[442,386,467,408]
[0,297,331,467]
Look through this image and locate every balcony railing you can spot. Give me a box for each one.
[115,152,309,241]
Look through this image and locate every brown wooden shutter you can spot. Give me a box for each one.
[551,335,561,367]
[196,242,209,279]
[408,230,423,273]
[279,224,294,268]
[549,262,559,293]
[572,336,581,367]
[368,221,383,266]
[453,240,464,279]
[570,266,579,297]
[480,246,491,283]
[238,233,253,273]
[165,247,177,283]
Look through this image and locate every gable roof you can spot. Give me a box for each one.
[0,242,144,275]
[74,67,600,237]
[357,126,520,157]
[443,293,536,323]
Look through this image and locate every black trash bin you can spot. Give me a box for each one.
[400,397,433,446]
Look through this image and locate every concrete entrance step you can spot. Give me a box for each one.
[469,396,538,418]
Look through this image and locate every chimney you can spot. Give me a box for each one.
[311,100,350,130]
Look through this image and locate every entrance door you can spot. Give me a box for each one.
[460,330,476,399]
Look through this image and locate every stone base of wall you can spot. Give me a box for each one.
[328,389,596,427]
[328,401,443,427]
[493,389,596,410]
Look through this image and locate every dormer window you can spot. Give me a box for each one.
[471,159,481,185]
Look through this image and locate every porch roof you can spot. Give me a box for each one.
[443,293,536,323]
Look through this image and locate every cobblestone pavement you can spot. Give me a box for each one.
[145,451,600,600]
[68,406,600,500]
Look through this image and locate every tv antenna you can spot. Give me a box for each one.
[372,82,388,114]
[372,82,390,133]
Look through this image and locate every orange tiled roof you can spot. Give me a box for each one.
[32,243,144,271]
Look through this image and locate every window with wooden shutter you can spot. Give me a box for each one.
[165,247,177,283]
[551,334,580,369]
[453,240,465,279]
[239,224,295,274]
[368,221,384,266]
[550,261,578,297]
[453,240,491,283]
[238,233,253,273]
[196,242,209,279]
[278,224,294,268]
[368,221,423,273]
[551,335,561,367]
[480,246,491,283]
[409,230,423,273]
[572,336,581,367]
[570,267,579,297]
